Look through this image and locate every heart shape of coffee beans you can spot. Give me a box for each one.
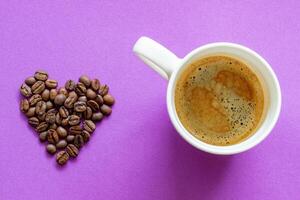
[20,70,115,166]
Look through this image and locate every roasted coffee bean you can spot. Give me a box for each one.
[56,151,69,165]
[86,89,97,99]
[49,123,57,130]
[87,100,99,112]
[100,104,112,115]
[56,140,67,149]
[79,75,91,87]
[91,79,100,91]
[37,113,46,121]
[73,112,82,118]
[74,101,87,112]
[65,80,76,91]
[20,83,32,97]
[94,95,103,106]
[35,101,47,115]
[83,120,96,133]
[39,131,48,142]
[66,135,75,143]
[81,130,90,143]
[28,117,39,127]
[56,126,67,138]
[36,122,49,133]
[54,94,66,105]
[46,144,56,154]
[20,99,29,113]
[46,101,53,110]
[69,125,82,135]
[45,109,56,124]
[41,89,50,101]
[98,84,109,96]
[75,82,86,96]
[92,112,103,122]
[59,106,69,118]
[56,113,62,125]
[29,94,42,106]
[66,144,79,157]
[47,129,59,144]
[61,118,69,127]
[78,96,87,102]
[31,81,45,94]
[34,70,48,81]
[74,135,84,148]
[58,87,68,97]
[69,115,80,126]
[45,79,57,89]
[64,95,77,108]
[26,107,36,117]
[103,94,115,106]
[25,76,36,86]
[68,91,77,97]
[83,106,93,119]
[49,89,58,101]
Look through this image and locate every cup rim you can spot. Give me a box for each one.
[167,42,281,155]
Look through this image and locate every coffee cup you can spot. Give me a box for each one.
[133,36,281,155]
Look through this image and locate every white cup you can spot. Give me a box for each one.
[133,36,281,155]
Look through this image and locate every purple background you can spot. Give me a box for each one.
[0,1,299,200]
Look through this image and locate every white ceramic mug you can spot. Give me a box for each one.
[133,36,281,155]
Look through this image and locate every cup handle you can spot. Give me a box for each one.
[133,36,182,80]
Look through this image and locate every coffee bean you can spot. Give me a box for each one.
[47,129,59,144]
[94,95,103,106]
[45,109,56,124]
[46,101,53,110]
[26,107,36,117]
[20,83,32,97]
[98,84,109,96]
[74,101,87,112]
[45,79,57,89]
[41,89,50,101]
[46,144,56,154]
[35,101,47,115]
[64,94,78,109]
[28,117,39,127]
[54,94,66,105]
[100,104,112,115]
[58,87,68,97]
[65,80,76,91]
[73,112,82,118]
[49,123,57,130]
[103,94,115,106]
[56,126,67,138]
[69,115,80,126]
[34,70,48,81]
[20,99,29,113]
[37,113,46,121]
[83,120,96,133]
[56,140,67,149]
[87,100,99,112]
[92,112,103,122]
[66,144,79,157]
[78,96,87,102]
[68,91,77,97]
[81,130,90,143]
[39,131,48,142]
[69,125,82,135]
[49,89,58,101]
[91,79,100,91]
[66,135,75,143]
[29,94,42,106]
[75,82,86,96]
[79,75,91,87]
[86,89,96,99]
[25,76,36,86]
[36,122,49,133]
[83,106,93,119]
[59,106,69,118]
[56,151,69,165]
[61,118,69,127]
[55,113,62,125]
[31,81,45,94]
[74,135,84,148]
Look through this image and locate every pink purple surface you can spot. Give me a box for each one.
[0,1,299,200]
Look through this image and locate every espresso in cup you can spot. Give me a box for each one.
[175,55,265,146]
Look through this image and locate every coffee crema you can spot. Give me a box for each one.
[175,55,264,146]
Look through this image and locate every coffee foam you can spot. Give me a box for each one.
[175,56,264,146]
